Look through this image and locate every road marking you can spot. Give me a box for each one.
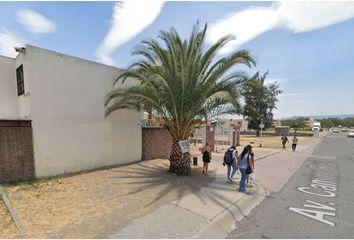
[289,161,338,227]
[303,200,336,211]
[289,205,336,226]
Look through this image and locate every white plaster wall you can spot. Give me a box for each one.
[24,45,142,177]
[0,56,18,119]
[14,53,32,119]
[240,119,249,132]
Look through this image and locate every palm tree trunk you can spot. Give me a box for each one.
[169,140,191,176]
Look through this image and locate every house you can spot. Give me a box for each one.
[0,45,141,181]
[272,120,282,128]
[234,118,248,132]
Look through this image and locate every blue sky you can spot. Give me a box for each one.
[0,1,353,119]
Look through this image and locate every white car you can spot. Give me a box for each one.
[348,130,354,138]
[333,129,340,133]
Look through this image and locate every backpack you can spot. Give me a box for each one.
[223,149,234,165]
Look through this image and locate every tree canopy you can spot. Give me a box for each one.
[318,117,354,128]
[242,71,282,134]
[105,22,255,175]
[281,117,309,132]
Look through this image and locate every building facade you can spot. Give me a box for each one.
[0,45,141,180]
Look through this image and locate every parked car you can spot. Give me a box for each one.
[348,130,354,138]
[342,128,349,132]
[333,128,340,133]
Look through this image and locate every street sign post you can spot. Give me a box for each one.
[259,123,265,147]
[178,140,190,153]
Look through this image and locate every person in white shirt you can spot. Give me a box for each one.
[292,135,298,151]
[237,145,254,192]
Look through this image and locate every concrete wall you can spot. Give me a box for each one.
[240,119,248,132]
[21,45,142,177]
[0,56,18,119]
[275,126,290,136]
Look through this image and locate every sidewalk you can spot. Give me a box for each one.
[253,135,324,193]
[107,136,325,239]
[106,150,275,239]
[3,135,325,238]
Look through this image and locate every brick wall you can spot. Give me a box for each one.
[232,125,241,146]
[142,127,173,161]
[142,126,216,161]
[205,126,215,151]
[0,120,35,182]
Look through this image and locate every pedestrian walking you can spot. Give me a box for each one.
[201,143,211,174]
[223,146,238,183]
[246,147,255,187]
[292,134,298,151]
[281,134,289,150]
[237,145,253,192]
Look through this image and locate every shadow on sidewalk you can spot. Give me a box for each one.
[104,159,251,218]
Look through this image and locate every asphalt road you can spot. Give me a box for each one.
[228,132,354,238]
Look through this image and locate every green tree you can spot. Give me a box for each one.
[281,117,308,132]
[242,72,282,136]
[319,117,354,128]
[104,23,255,176]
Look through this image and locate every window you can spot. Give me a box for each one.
[16,65,24,96]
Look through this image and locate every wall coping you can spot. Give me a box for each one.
[0,119,32,127]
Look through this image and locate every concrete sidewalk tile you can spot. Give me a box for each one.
[190,220,228,239]
[171,189,227,220]
[171,179,244,220]
[190,184,266,238]
[233,185,266,217]
[108,204,208,239]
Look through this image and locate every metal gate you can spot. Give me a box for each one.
[214,125,234,152]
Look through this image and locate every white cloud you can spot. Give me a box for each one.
[278,2,354,33]
[207,5,280,54]
[95,1,165,65]
[280,93,310,97]
[264,78,289,85]
[17,9,56,34]
[0,29,23,58]
[207,2,354,54]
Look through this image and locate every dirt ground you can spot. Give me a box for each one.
[240,135,311,149]
[0,197,20,238]
[3,159,214,238]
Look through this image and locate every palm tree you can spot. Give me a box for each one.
[105,22,255,176]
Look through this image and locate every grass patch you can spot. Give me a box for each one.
[240,135,311,149]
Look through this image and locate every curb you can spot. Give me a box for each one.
[255,150,282,162]
[189,182,267,239]
[188,150,277,239]
[0,185,27,238]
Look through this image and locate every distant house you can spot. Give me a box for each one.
[234,118,248,132]
[272,120,282,128]
[209,117,248,132]
[0,45,141,181]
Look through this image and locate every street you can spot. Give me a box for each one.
[228,132,354,238]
